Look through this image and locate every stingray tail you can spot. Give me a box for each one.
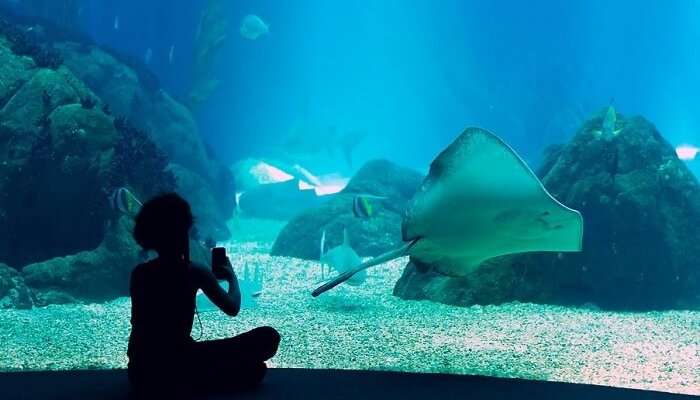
[311,239,418,297]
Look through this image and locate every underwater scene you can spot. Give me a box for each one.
[0,0,699,396]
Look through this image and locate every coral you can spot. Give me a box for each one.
[109,116,176,199]
[0,15,63,70]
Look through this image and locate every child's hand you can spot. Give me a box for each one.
[214,258,236,281]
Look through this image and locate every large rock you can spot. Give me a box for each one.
[230,157,294,192]
[0,21,172,267]
[56,44,141,117]
[394,113,700,310]
[58,43,235,239]
[0,15,223,306]
[21,216,140,305]
[0,67,92,135]
[0,263,33,309]
[167,163,230,239]
[0,36,35,104]
[0,52,116,267]
[271,160,423,259]
[238,180,322,220]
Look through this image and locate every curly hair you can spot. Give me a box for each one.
[133,193,193,252]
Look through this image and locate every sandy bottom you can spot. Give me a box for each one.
[0,220,698,396]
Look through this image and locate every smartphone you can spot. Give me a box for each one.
[211,247,227,279]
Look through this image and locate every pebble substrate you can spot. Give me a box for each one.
[0,221,698,396]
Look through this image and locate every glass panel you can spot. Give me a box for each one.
[0,0,697,396]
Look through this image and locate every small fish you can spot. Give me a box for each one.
[114,15,120,30]
[320,230,326,259]
[109,187,142,217]
[319,230,327,278]
[320,229,365,286]
[676,144,699,161]
[144,48,152,65]
[234,192,244,214]
[352,194,387,218]
[240,14,269,40]
[168,45,175,64]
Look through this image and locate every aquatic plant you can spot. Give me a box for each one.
[109,116,176,199]
[188,0,229,108]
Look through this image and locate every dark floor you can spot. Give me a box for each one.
[0,368,695,400]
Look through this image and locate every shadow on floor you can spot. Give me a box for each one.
[0,368,694,400]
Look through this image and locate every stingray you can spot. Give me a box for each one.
[312,127,583,297]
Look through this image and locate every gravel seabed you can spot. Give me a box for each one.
[0,220,698,395]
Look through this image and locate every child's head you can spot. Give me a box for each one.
[133,193,193,257]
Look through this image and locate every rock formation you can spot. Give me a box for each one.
[271,160,423,259]
[395,112,700,310]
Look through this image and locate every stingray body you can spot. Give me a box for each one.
[320,229,366,286]
[312,127,583,297]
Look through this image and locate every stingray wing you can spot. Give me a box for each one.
[403,127,582,276]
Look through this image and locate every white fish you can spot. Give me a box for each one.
[114,16,120,30]
[320,229,366,286]
[676,144,699,161]
[319,230,327,278]
[320,230,326,260]
[234,192,244,214]
[144,47,152,65]
[593,105,622,138]
[168,45,175,64]
[240,14,269,40]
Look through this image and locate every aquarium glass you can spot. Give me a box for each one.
[0,0,698,396]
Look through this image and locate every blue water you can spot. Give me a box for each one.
[16,0,700,173]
